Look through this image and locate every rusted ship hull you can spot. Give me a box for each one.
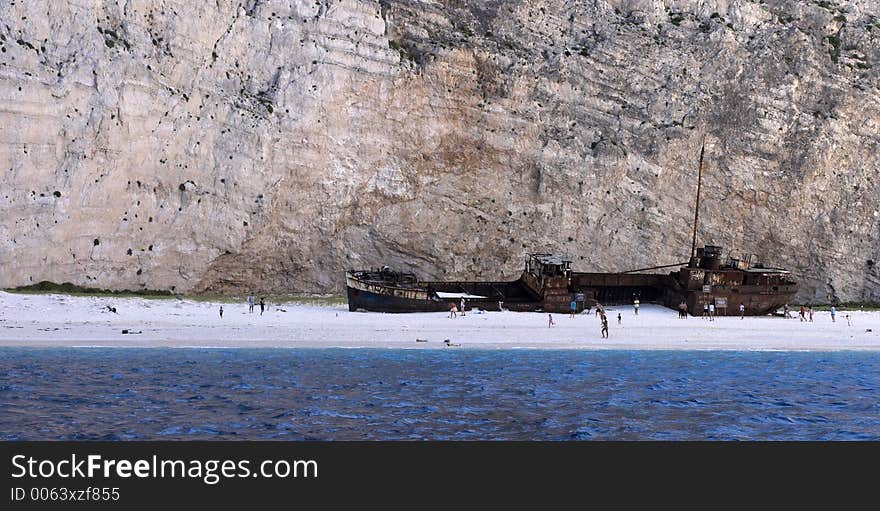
[346,272,449,313]
[345,271,542,313]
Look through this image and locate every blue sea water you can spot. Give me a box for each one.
[0,348,878,440]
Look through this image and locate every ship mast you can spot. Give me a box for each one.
[690,137,706,261]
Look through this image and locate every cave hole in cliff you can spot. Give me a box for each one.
[93,239,99,246]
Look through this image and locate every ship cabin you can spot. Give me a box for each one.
[525,253,572,278]
[519,254,575,311]
[355,265,419,287]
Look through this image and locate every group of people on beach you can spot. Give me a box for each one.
[449,298,467,318]
[792,304,846,324]
[547,300,608,339]
[678,301,747,319]
[701,303,716,321]
[219,294,266,318]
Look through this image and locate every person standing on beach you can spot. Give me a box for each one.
[679,302,687,319]
[259,297,265,316]
[633,297,639,316]
[703,303,709,319]
[809,306,814,322]
[460,298,466,317]
[846,314,851,326]
[617,313,621,325]
[449,303,457,318]
[548,313,556,327]
[799,305,806,322]
[248,294,255,313]
[219,305,223,318]
[570,300,577,319]
[830,306,836,323]
[739,303,745,319]
[708,303,715,321]
[600,313,609,338]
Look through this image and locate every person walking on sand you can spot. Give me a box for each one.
[548,313,556,327]
[703,303,709,319]
[248,294,255,314]
[570,299,577,319]
[799,305,806,322]
[708,303,715,321]
[617,312,621,325]
[449,303,458,318]
[679,302,687,319]
[633,297,640,316]
[830,305,836,323]
[846,314,851,326]
[219,305,223,318]
[259,297,265,316]
[739,302,745,319]
[809,306,814,322]
[783,304,793,318]
[600,313,609,338]
[460,298,466,317]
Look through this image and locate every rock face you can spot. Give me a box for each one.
[1,0,878,303]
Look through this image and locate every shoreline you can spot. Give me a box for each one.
[1,291,879,352]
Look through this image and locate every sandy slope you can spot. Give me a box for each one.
[0,291,878,351]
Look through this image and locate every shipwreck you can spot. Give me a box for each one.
[345,141,798,315]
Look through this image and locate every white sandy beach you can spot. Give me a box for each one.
[0,291,878,351]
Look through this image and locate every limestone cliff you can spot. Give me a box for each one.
[1,0,878,303]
